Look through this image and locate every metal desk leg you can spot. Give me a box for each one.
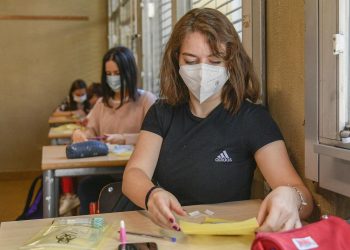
[50,138,58,145]
[43,170,59,218]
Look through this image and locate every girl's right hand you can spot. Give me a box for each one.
[72,129,88,143]
[147,188,187,231]
[76,118,88,127]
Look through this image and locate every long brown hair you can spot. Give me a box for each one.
[101,46,139,109]
[160,8,260,114]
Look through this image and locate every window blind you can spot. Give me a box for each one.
[192,0,242,39]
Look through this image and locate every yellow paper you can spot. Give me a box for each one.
[110,151,133,157]
[180,217,258,235]
[51,123,82,132]
[108,145,134,156]
[203,217,234,223]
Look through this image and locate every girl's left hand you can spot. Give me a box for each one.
[76,118,88,126]
[105,134,126,144]
[257,186,302,232]
[72,109,86,118]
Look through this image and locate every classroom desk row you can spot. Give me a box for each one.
[48,115,80,126]
[46,114,129,217]
[0,199,261,250]
[48,115,81,144]
[0,115,261,249]
[42,145,130,218]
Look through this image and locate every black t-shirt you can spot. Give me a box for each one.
[141,100,283,206]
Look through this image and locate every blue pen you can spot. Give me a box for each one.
[120,231,176,242]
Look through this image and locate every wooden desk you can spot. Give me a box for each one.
[48,127,73,145]
[48,124,83,145]
[0,200,261,250]
[42,145,130,218]
[48,115,79,126]
[48,127,73,139]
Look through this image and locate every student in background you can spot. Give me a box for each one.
[78,82,104,126]
[53,79,90,117]
[122,8,313,232]
[87,82,103,108]
[72,46,157,214]
[53,79,90,215]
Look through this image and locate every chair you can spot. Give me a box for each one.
[98,182,141,213]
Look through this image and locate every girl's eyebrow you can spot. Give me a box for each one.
[182,52,218,58]
[182,52,197,57]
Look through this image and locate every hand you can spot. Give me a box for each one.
[76,118,88,127]
[147,188,187,231]
[257,186,302,232]
[72,129,88,143]
[105,134,126,144]
[72,110,86,118]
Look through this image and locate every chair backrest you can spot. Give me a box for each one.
[98,182,122,213]
[98,182,141,213]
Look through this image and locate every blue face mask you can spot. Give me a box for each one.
[106,75,121,92]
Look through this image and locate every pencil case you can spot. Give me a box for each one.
[66,141,109,159]
[251,215,350,250]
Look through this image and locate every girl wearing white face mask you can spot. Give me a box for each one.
[53,79,90,118]
[123,8,313,233]
[52,79,90,216]
[72,46,157,215]
[72,46,156,145]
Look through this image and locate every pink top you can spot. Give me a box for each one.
[84,90,156,138]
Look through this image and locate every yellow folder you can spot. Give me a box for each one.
[180,217,258,236]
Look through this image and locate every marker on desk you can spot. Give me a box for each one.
[125,231,176,242]
[120,220,127,243]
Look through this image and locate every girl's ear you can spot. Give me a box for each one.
[174,49,179,58]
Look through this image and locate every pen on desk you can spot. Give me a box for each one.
[123,231,176,242]
[88,135,108,141]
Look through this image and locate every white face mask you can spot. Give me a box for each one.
[179,63,229,103]
[73,94,87,103]
[106,75,121,91]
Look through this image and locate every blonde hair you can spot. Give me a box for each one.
[160,8,260,114]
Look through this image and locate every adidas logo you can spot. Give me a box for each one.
[215,150,232,162]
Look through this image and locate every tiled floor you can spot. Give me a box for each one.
[0,171,41,222]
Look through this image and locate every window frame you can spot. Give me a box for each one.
[108,0,266,102]
[305,0,350,197]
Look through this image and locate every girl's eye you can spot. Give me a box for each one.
[106,72,119,75]
[210,61,222,65]
[184,60,197,65]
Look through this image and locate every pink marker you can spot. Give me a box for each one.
[119,220,127,243]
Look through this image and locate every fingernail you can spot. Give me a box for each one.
[169,218,174,223]
[172,225,178,230]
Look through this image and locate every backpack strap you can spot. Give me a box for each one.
[16,175,42,220]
